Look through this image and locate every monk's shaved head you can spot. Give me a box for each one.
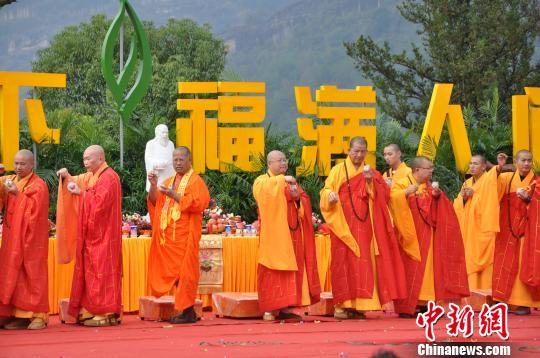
[410,156,432,170]
[15,149,34,164]
[173,146,192,174]
[267,150,288,175]
[515,149,533,176]
[349,136,368,148]
[13,149,34,178]
[471,154,487,164]
[173,146,191,159]
[516,149,532,161]
[267,150,285,164]
[84,145,105,159]
[384,143,401,152]
[83,145,105,173]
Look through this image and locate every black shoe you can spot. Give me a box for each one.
[276,311,302,322]
[513,306,531,316]
[399,313,415,319]
[169,306,197,324]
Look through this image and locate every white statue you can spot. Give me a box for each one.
[144,124,175,192]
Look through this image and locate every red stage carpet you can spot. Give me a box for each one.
[1,311,540,357]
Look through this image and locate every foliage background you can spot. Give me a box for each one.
[8,0,538,221]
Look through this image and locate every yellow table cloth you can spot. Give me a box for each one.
[21,233,331,314]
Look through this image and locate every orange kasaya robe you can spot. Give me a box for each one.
[320,158,406,310]
[453,167,499,289]
[383,162,412,186]
[56,162,123,317]
[253,172,321,312]
[0,173,49,316]
[492,171,540,307]
[147,170,210,311]
[390,175,469,315]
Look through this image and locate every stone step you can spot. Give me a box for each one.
[58,298,124,324]
[138,296,203,321]
[462,288,494,311]
[212,292,262,318]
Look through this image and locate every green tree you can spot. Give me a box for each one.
[345,0,540,124]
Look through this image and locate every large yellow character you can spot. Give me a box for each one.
[177,82,265,173]
[295,85,376,176]
[0,72,65,170]
[512,88,540,163]
[417,83,472,172]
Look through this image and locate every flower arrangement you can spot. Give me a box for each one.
[203,198,256,235]
[123,212,152,231]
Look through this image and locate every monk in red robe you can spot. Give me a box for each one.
[0,150,49,330]
[390,156,469,317]
[147,147,210,324]
[320,137,406,319]
[493,151,540,315]
[56,145,122,327]
[253,150,321,321]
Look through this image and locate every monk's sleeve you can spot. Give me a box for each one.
[56,173,89,264]
[478,167,500,233]
[319,165,360,257]
[497,172,512,202]
[453,183,465,223]
[10,182,48,247]
[253,174,297,271]
[180,176,210,213]
[389,180,421,261]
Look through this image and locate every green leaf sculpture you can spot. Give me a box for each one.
[101,0,152,122]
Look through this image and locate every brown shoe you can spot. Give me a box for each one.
[28,317,47,330]
[83,314,119,327]
[4,318,31,330]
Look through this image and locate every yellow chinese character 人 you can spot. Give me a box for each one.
[295,85,377,176]
[177,82,265,173]
[0,72,65,170]
[417,83,472,173]
[512,88,540,162]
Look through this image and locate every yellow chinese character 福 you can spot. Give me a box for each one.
[176,82,265,173]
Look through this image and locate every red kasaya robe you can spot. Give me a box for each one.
[493,173,539,303]
[392,179,469,315]
[329,168,406,306]
[57,163,123,317]
[256,182,321,312]
[147,172,210,311]
[0,173,49,315]
[521,177,540,299]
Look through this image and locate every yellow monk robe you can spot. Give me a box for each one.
[390,175,469,315]
[492,170,540,307]
[147,170,210,311]
[320,158,406,311]
[383,162,412,185]
[454,167,499,289]
[253,172,321,312]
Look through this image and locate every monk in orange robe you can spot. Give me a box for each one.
[147,147,210,324]
[0,150,49,330]
[320,137,406,319]
[390,156,469,317]
[493,150,540,315]
[382,144,411,187]
[454,154,499,289]
[253,150,321,321]
[56,145,122,327]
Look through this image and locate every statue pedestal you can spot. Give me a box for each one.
[212,292,262,318]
